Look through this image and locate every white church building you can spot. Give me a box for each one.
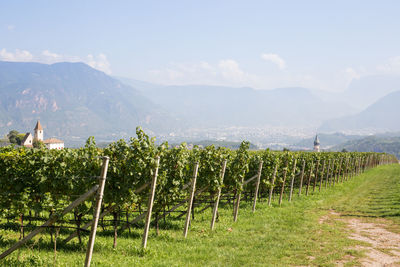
[21,120,64,150]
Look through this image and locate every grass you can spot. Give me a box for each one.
[1,164,400,266]
[328,164,400,217]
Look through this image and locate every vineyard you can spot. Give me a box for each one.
[0,127,397,266]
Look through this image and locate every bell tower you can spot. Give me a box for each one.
[313,134,320,152]
[34,120,44,141]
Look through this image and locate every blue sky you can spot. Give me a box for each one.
[1,1,400,91]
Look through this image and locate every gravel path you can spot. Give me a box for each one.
[321,211,400,266]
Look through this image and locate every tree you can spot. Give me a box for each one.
[7,130,22,145]
[33,139,45,149]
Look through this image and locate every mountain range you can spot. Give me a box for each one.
[0,61,178,141]
[118,78,354,128]
[1,60,400,145]
[319,90,400,133]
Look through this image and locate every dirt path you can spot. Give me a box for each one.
[322,211,400,266]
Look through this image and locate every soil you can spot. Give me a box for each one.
[322,211,400,266]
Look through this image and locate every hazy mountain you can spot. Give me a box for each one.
[344,75,400,109]
[319,90,400,133]
[119,78,355,128]
[0,61,178,141]
[2,61,393,146]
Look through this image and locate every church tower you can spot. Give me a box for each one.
[34,120,44,141]
[313,134,320,152]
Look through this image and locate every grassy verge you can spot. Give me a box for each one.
[1,164,399,266]
[325,164,400,233]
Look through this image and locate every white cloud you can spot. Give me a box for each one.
[0,48,33,62]
[148,59,256,87]
[261,53,286,70]
[7,25,15,31]
[86,54,111,74]
[41,50,65,62]
[0,48,111,74]
[145,55,400,92]
[345,67,360,80]
[376,56,400,74]
[146,59,343,91]
[218,59,248,82]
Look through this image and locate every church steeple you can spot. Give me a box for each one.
[34,120,44,141]
[313,134,320,152]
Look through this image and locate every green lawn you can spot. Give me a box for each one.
[1,164,400,266]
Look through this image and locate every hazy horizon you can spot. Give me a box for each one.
[2,1,400,93]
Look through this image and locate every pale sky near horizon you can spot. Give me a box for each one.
[1,1,400,92]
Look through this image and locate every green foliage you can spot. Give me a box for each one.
[171,140,258,150]
[195,145,230,191]
[224,141,250,192]
[0,127,397,229]
[336,135,400,159]
[32,139,45,149]
[7,130,23,145]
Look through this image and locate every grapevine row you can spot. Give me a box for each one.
[0,127,396,249]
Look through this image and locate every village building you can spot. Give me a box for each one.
[43,138,64,150]
[22,120,64,149]
[21,133,33,147]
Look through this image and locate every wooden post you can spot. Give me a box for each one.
[243,174,259,186]
[183,162,199,238]
[348,158,353,179]
[298,159,306,196]
[363,157,368,172]
[305,162,314,196]
[334,159,340,185]
[64,207,113,244]
[355,157,359,175]
[154,186,208,223]
[211,160,227,230]
[313,160,319,192]
[353,158,357,177]
[350,158,354,178]
[337,158,343,183]
[84,156,109,267]
[65,182,150,243]
[342,159,348,182]
[0,185,99,260]
[325,159,331,188]
[279,160,289,206]
[319,160,325,191]
[368,155,371,170]
[356,157,360,175]
[360,157,364,173]
[288,158,297,202]
[252,161,263,212]
[268,162,279,206]
[233,172,245,222]
[142,156,160,249]
[330,159,336,186]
